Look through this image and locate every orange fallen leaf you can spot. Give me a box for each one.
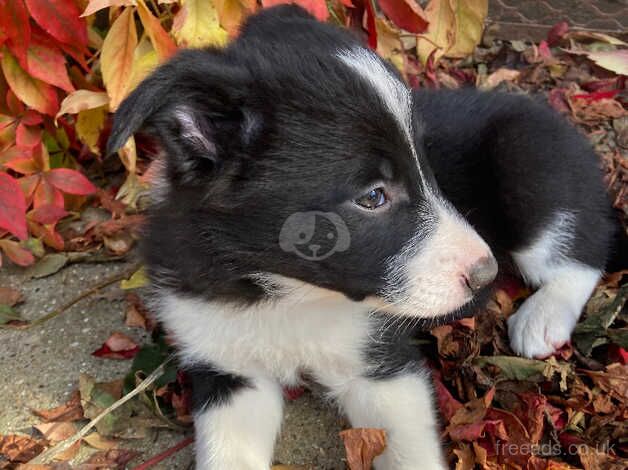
[0,286,22,306]
[32,390,84,422]
[0,434,46,464]
[339,428,387,470]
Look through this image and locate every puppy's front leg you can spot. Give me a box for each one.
[335,371,447,470]
[188,367,283,470]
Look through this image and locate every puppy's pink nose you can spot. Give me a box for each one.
[464,256,498,292]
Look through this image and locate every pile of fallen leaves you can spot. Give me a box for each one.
[1,1,627,470]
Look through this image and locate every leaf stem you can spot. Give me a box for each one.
[28,354,176,464]
[2,262,141,329]
[130,435,194,470]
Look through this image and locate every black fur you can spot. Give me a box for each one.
[412,89,615,270]
[185,364,250,413]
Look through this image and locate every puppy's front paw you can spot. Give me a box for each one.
[507,290,579,358]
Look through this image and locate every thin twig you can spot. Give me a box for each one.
[29,354,176,464]
[130,436,194,470]
[3,263,141,329]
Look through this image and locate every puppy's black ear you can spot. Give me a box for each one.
[107,49,255,183]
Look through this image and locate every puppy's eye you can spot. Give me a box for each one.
[355,188,387,209]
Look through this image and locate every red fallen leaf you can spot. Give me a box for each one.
[0,0,31,67]
[6,88,25,115]
[21,110,43,126]
[32,390,84,422]
[1,50,59,116]
[558,431,585,450]
[567,87,626,122]
[45,168,97,195]
[34,177,64,209]
[448,418,507,442]
[581,77,623,93]
[283,386,305,400]
[378,0,428,34]
[538,40,552,59]
[547,21,569,46]
[19,174,40,204]
[545,401,566,431]
[26,31,75,93]
[262,0,329,21]
[608,345,628,365]
[16,121,43,149]
[92,332,139,360]
[363,0,377,50]
[0,172,28,239]
[0,239,35,266]
[512,393,548,444]
[484,407,531,467]
[339,428,387,470]
[432,371,462,421]
[24,0,87,49]
[29,204,69,225]
[28,220,65,251]
[572,90,620,102]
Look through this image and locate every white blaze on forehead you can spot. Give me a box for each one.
[336,48,429,185]
[336,49,412,140]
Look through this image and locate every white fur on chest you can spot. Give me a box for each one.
[155,278,373,385]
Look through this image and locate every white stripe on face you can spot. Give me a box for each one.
[336,48,429,188]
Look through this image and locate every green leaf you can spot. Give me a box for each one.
[124,340,177,393]
[473,356,547,381]
[573,285,628,356]
[25,253,68,278]
[0,304,22,325]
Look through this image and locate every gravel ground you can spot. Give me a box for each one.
[0,261,345,469]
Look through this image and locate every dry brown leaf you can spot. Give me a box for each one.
[34,422,75,444]
[32,391,84,422]
[0,286,22,306]
[33,422,80,461]
[480,68,520,90]
[0,435,46,464]
[82,432,118,450]
[124,293,150,330]
[75,448,139,468]
[339,428,387,470]
[447,388,495,428]
[453,442,475,470]
[583,364,628,401]
[578,445,628,470]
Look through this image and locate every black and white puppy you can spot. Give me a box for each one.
[108,6,615,469]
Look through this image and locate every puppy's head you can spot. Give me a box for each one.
[108,6,496,321]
